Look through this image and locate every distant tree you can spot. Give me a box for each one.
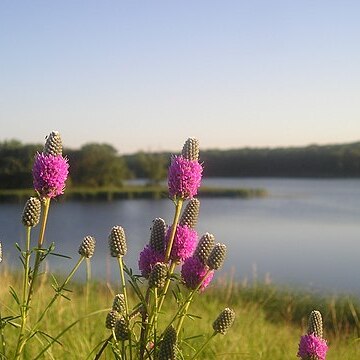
[0,140,42,188]
[68,143,130,187]
[135,152,168,185]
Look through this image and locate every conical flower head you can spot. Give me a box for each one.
[297,333,328,360]
[182,137,200,161]
[112,294,126,314]
[149,218,166,253]
[22,197,42,227]
[78,236,96,258]
[195,233,215,264]
[44,131,63,156]
[109,225,127,257]
[168,155,203,200]
[158,325,177,360]
[180,198,200,228]
[212,308,235,335]
[32,152,69,198]
[114,317,129,341]
[207,243,227,270]
[105,310,120,329]
[307,310,324,339]
[149,262,168,288]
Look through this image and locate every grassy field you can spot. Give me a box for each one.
[0,266,359,359]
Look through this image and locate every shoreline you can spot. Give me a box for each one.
[0,185,268,202]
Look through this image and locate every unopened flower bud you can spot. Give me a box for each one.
[307,310,324,339]
[78,236,96,258]
[212,308,235,335]
[180,198,200,228]
[149,218,166,253]
[112,294,126,314]
[149,262,168,288]
[22,197,41,227]
[114,317,129,341]
[44,131,63,156]
[105,310,120,329]
[109,226,127,257]
[195,233,215,264]
[158,325,177,360]
[207,243,227,270]
[182,137,200,161]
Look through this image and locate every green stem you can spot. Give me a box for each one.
[117,256,132,360]
[86,258,91,311]
[164,198,183,262]
[25,197,51,309]
[157,261,176,313]
[0,311,6,358]
[35,256,85,327]
[14,226,32,357]
[16,254,84,359]
[117,256,129,316]
[166,270,212,337]
[189,332,217,360]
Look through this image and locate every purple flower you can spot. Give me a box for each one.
[138,245,165,278]
[181,256,214,292]
[168,155,203,199]
[297,334,328,360]
[33,153,69,198]
[165,224,197,262]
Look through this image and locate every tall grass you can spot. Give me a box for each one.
[0,266,359,359]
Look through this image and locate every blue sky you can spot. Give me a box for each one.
[1,1,359,154]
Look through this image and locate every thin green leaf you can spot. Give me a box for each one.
[8,286,20,305]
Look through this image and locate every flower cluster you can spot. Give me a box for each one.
[297,310,328,360]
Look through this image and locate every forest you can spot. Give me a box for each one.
[1,139,360,189]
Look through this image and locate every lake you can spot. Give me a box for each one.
[1,178,359,295]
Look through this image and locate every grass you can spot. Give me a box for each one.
[1,266,359,359]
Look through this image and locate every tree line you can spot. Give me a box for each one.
[1,140,360,189]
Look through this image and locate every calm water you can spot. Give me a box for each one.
[1,178,359,295]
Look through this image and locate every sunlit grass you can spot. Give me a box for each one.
[1,266,359,359]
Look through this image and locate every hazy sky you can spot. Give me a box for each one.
[1,1,359,154]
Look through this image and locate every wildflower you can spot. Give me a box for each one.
[44,131,63,156]
[168,155,203,200]
[149,262,168,288]
[22,197,41,227]
[114,317,129,341]
[182,137,200,161]
[32,152,69,198]
[179,198,200,228]
[112,294,126,314]
[308,310,323,339]
[207,243,227,270]
[194,233,215,265]
[165,224,197,262]
[149,218,166,253]
[212,308,235,335]
[297,333,328,360]
[298,309,328,360]
[158,325,177,360]
[181,256,214,291]
[78,236,96,258]
[138,245,165,278]
[109,225,127,257]
[105,310,120,329]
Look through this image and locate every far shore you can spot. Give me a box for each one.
[0,185,268,202]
